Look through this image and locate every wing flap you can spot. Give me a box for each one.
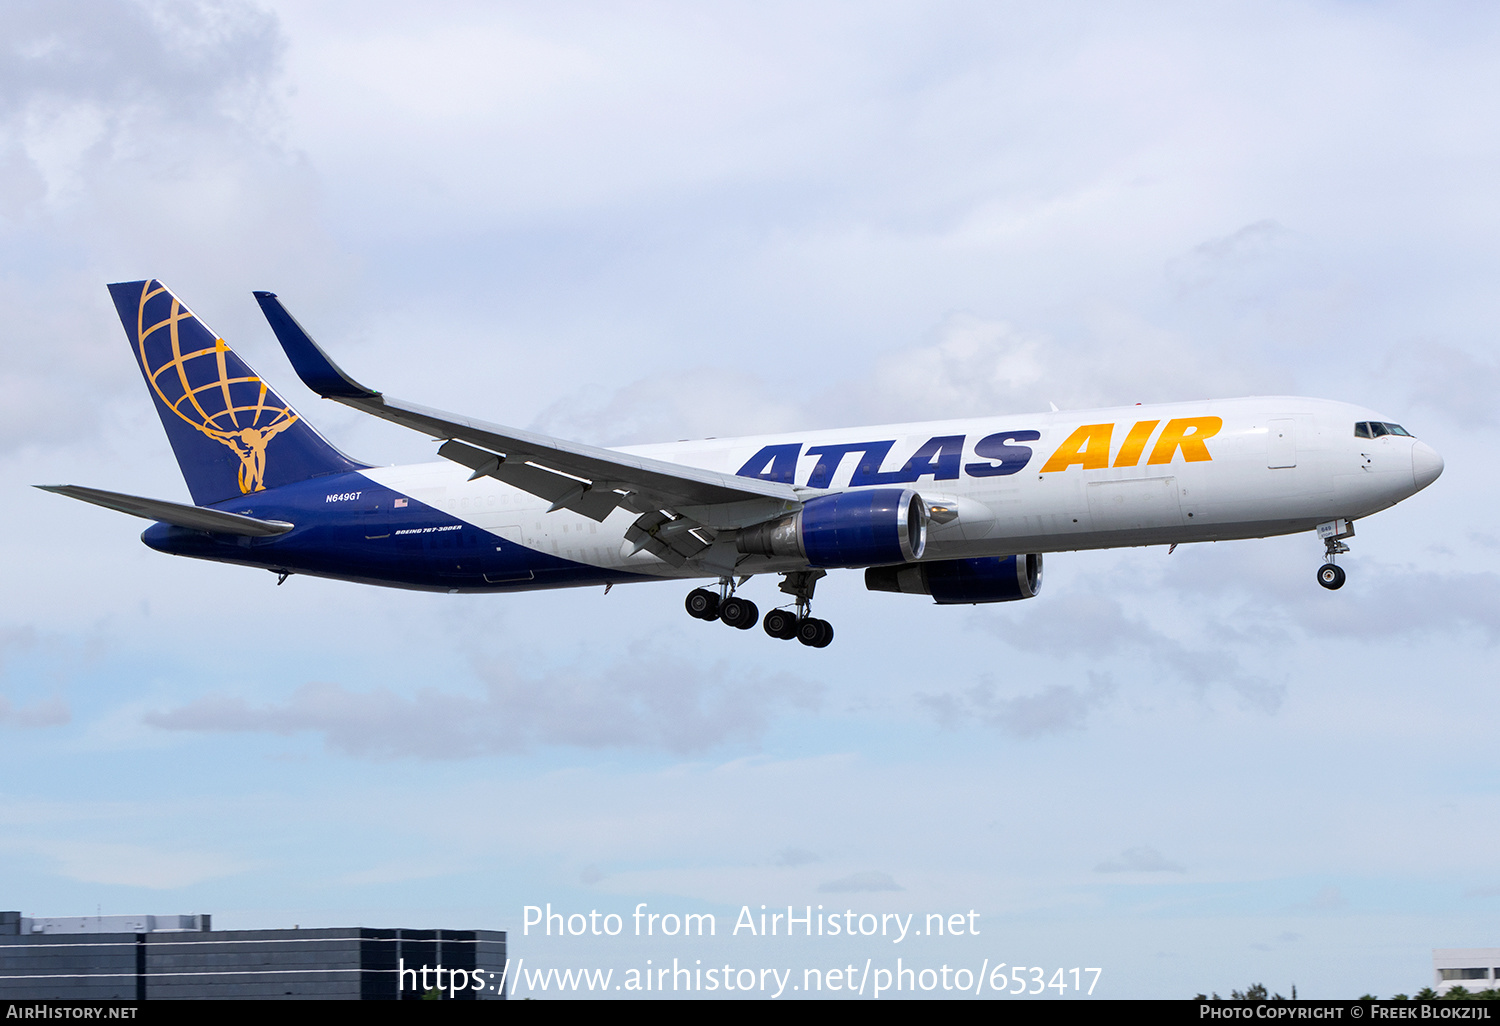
[623,511,712,566]
[438,439,625,522]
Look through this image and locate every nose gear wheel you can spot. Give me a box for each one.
[1316,520,1353,591]
[1317,563,1345,590]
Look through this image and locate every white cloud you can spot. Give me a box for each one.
[0,0,349,457]
[850,314,1050,422]
[530,368,810,447]
[818,871,903,893]
[921,674,1117,738]
[1294,885,1348,913]
[1393,343,1500,429]
[143,644,821,757]
[20,839,250,889]
[983,587,1285,712]
[1096,846,1187,874]
[0,695,69,728]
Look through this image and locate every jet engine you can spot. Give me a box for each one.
[864,554,1042,604]
[736,488,926,568]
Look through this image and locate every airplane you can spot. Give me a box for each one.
[38,280,1444,648]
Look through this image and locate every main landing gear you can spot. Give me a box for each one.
[683,570,835,647]
[685,579,759,631]
[765,570,833,648]
[1316,518,1354,591]
[760,607,832,647]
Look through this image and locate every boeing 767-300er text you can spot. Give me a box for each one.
[39,280,1444,648]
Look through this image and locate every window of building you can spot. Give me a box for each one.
[1439,968,1490,980]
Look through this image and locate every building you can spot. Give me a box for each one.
[1432,948,1500,996]
[0,911,506,1000]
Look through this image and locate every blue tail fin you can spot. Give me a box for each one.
[107,280,368,506]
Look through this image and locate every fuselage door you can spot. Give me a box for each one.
[1085,476,1184,531]
[1268,419,1296,469]
[362,506,392,539]
[483,523,535,583]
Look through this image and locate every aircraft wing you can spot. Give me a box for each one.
[35,484,294,536]
[254,292,802,565]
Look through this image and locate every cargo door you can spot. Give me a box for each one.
[1086,477,1184,531]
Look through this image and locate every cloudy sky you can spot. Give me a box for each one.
[2,0,1497,1000]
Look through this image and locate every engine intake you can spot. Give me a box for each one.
[865,554,1042,604]
[737,488,926,568]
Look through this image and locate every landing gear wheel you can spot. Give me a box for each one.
[685,588,720,620]
[1317,564,1346,590]
[719,597,759,630]
[1317,522,1353,591]
[763,609,799,640]
[796,618,834,648]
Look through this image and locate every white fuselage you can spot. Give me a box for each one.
[358,396,1442,582]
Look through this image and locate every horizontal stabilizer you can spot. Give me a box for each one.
[35,485,294,537]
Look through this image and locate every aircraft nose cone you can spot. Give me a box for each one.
[1412,440,1444,491]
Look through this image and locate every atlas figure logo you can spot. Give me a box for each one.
[131,280,299,494]
[735,417,1224,487]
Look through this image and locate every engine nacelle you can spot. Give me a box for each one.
[864,554,1043,604]
[737,488,927,568]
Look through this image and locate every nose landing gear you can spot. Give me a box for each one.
[1316,519,1354,590]
[1317,562,1346,590]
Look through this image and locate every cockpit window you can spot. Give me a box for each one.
[1354,421,1415,439]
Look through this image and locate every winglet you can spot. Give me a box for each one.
[252,291,381,400]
